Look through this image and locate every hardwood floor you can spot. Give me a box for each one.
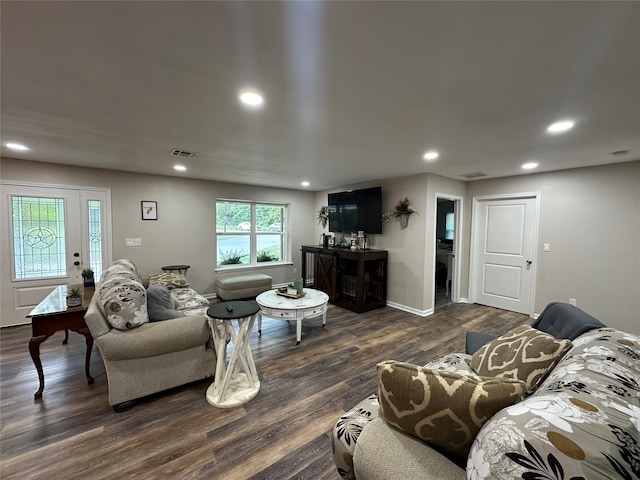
[0,302,529,480]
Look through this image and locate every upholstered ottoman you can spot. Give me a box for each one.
[215,273,272,301]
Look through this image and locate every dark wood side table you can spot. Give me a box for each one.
[26,285,95,399]
[161,264,190,274]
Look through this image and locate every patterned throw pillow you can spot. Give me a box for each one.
[148,272,189,289]
[470,325,572,393]
[99,280,148,330]
[377,360,526,461]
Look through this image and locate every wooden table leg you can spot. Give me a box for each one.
[28,334,48,399]
[62,329,69,345]
[77,327,94,384]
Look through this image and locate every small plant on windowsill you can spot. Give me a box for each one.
[257,250,278,262]
[219,248,246,265]
[383,197,418,228]
[66,287,83,307]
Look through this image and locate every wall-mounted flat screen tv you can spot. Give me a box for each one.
[327,186,383,234]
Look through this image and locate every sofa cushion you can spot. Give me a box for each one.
[470,325,572,393]
[531,301,606,340]
[354,418,466,480]
[99,280,148,330]
[376,360,527,461]
[170,287,210,311]
[148,272,189,289]
[147,284,183,322]
[471,328,640,480]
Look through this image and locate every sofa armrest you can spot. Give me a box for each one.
[353,418,466,480]
[95,314,211,361]
[465,331,496,355]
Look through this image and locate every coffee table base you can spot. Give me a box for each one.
[206,374,260,408]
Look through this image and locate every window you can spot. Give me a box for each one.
[11,196,67,279]
[216,200,288,267]
[87,199,104,279]
[445,212,455,240]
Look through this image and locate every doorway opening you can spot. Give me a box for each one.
[435,195,461,309]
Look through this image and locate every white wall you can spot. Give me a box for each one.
[463,161,640,333]
[315,172,466,316]
[4,156,638,333]
[1,158,316,296]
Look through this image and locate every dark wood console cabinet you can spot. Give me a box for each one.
[301,246,388,313]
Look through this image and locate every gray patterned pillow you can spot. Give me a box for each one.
[99,280,148,330]
[377,360,526,461]
[470,325,572,393]
[148,272,189,289]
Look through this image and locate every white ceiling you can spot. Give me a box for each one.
[2,1,639,191]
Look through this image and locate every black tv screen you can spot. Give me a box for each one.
[327,186,383,234]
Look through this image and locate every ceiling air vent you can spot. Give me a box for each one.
[170,149,200,159]
[460,171,487,179]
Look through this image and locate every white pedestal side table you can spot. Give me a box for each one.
[256,288,329,345]
[206,301,260,408]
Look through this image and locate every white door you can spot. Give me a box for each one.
[0,183,110,327]
[471,195,538,315]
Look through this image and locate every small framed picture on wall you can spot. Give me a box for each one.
[141,201,157,220]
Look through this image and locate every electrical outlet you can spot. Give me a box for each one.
[569,298,577,306]
[293,267,298,274]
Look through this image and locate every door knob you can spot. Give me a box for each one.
[74,261,80,266]
[73,252,80,257]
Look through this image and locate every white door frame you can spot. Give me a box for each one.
[0,180,112,326]
[469,192,540,316]
[433,193,463,304]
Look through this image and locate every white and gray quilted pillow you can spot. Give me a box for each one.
[99,280,148,330]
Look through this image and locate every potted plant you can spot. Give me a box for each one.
[66,287,83,307]
[383,197,418,228]
[81,268,95,287]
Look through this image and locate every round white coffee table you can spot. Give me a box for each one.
[256,288,329,345]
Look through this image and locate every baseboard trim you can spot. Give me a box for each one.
[386,301,433,317]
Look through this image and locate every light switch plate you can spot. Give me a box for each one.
[543,243,550,252]
[126,238,142,247]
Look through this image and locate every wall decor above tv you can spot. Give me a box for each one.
[327,186,383,234]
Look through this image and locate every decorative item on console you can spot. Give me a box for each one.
[320,233,332,248]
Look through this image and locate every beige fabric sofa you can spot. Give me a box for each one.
[84,259,216,411]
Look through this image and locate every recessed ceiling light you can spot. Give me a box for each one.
[522,162,539,170]
[423,150,439,161]
[547,120,574,134]
[239,90,264,108]
[6,142,29,151]
[301,181,310,187]
[174,164,187,172]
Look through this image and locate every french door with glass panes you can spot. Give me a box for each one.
[0,183,111,327]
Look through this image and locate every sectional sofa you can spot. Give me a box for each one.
[333,304,639,480]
